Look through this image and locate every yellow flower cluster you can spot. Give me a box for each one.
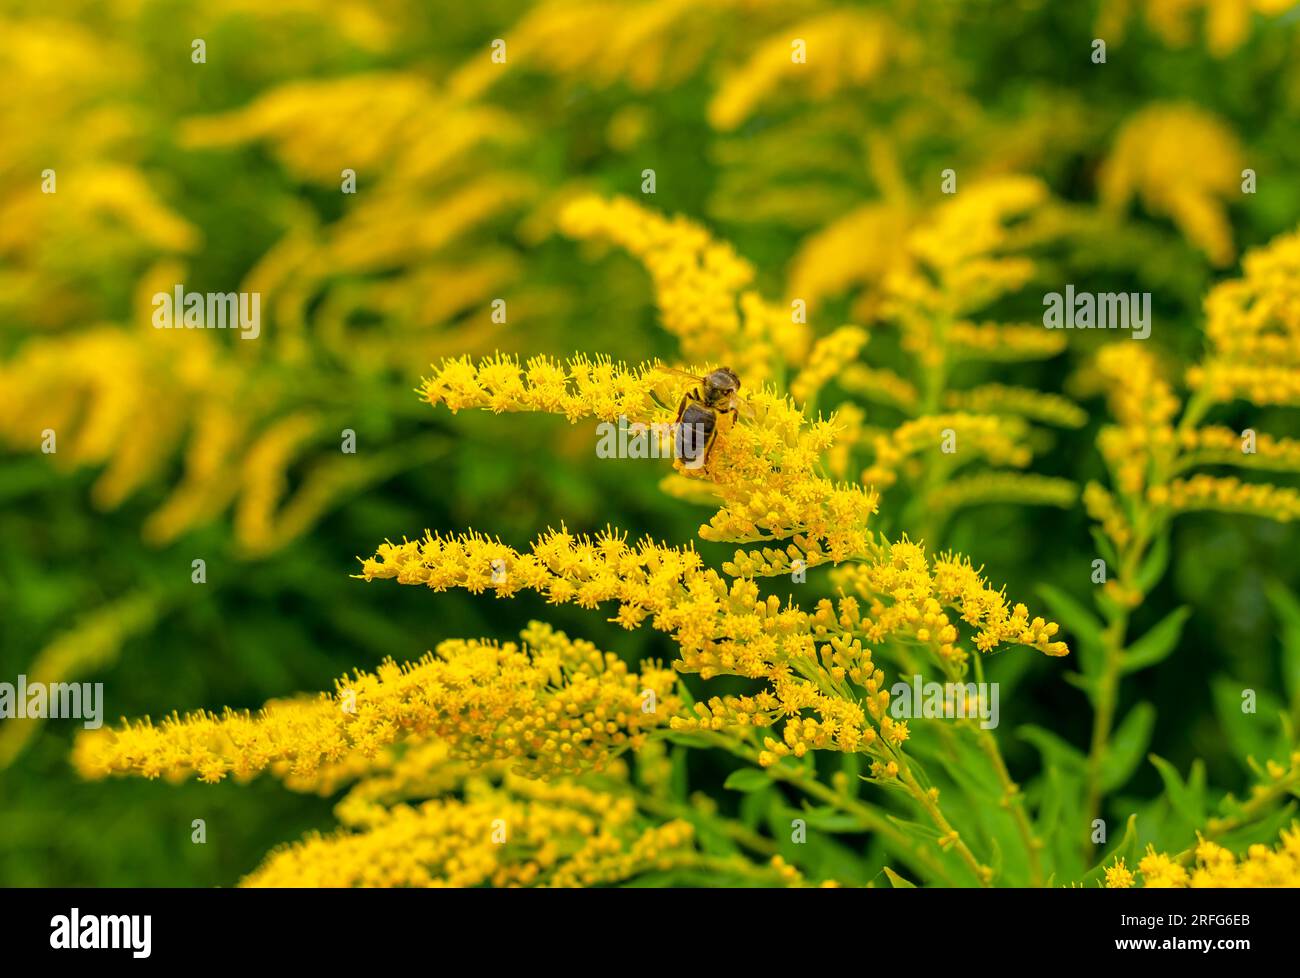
[1101,0,1296,57]
[1096,342,1181,434]
[394,339,1069,786]
[0,326,224,517]
[419,353,879,562]
[694,390,877,562]
[0,271,436,557]
[839,364,919,411]
[558,194,809,381]
[799,177,1084,533]
[421,352,662,422]
[1094,343,1184,496]
[946,321,1067,362]
[863,414,1033,491]
[1178,425,1300,472]
[74,623,680,783]
[244,772,698,888]
[1203,227,1300,358]
[944,385,1088,430]
[450,0,741,98]
[555,194,1078,545]
[787,201,913,319]
[1190,228,1300,407]
[833,541,1069,661]
[1105,823,1300,887]
[708,10,901,131]
[361,532,1066,766]
[327,739,478,827]
[1100,104,1244,266]
[924,473,1079,523]
[1189,362,1300,407]
[1151,475,1300,522]
[885,178,1047,351]
[1083,482,1133,550]
[1090,228,1300,546]
[789,325,869,406]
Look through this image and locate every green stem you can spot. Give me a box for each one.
[972,724,1045,886]
[895,756,991,886]
[676,730,961,886]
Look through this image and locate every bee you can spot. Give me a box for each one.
[655,365,743,473]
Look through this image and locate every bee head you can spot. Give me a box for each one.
[702,367,740,406]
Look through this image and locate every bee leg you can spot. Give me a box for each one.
[701,424,720,477]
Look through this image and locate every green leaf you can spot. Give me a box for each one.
[670,745,689,802]
[798,805,867,832]
[1134,532,1171,594]
[1063,671,1098,700]
[807,833,871,886]
[1148,754,1206,826]
[1019,723,1087,774]
[1080,814,1141,886]
[885,814,944,844]
[1265,581,1300,705]
[1090,528,1120,572]
[1121,607,1191,674]
[659,730,716,749]
[1038,583,1106,680]
[880,867,916,888]
[693,820,741,857]
[739,784,773,829]
[1215,801,1299,856]
[723,768,771,792]
[1100,702,1156,791]
[839,751,862,796]
[1211,677,1281,765]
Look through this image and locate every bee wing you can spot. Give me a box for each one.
[654,364,707,383]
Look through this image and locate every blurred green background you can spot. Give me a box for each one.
[3,0,1300,885]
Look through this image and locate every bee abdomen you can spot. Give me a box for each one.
[676,403,715,465]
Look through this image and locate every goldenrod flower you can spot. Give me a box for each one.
[789,325,869,406]
[243,773,698,888]
[1187,363,1300,408]
[1151,475,1300,523]
[863,414,1034,491]
[394,343,1068,785]
[1094,344,1180,495]
[1101,0,1293,57]
[448,0,745,98]
[421,353,879,561]
[1083,482,1133,550]
[838,365,919,412]
[885,178,1048,340]
[923,473,1078,524]
[421,352,662,422]
[1106,824,1300,887]
[558,195,804,380]
[1100,104,1244,266]
[833,541,1069,660]
[74,623,680,783]
[1186,228,1300,407]
[787,202,914,317]
[1104,858,1135,889]
[1177,425,1300,472]
[708,10,901,131]
[944,385,1087,430]
[946,320,1067,362]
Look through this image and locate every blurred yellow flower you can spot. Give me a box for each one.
[1100,104,1245,266]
